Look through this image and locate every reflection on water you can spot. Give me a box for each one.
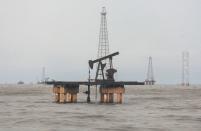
[0,84,201,131]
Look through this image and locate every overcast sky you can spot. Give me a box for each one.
[0,0,201,84]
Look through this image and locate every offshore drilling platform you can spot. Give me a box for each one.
[46,7,144,104]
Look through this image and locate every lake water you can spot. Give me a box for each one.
[0,84,201,131]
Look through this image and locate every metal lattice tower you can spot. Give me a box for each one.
[96,7,110,80]
[182,51,190,86]
[145,56,155,85]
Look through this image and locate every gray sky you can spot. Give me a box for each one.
[0,0,201,84]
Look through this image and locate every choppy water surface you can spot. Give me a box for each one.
[0,84,201,131]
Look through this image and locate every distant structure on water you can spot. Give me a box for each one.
[17,81,24,85]
[42,67,46,83]
[145,56,155,85]
[182,51,190,86]
[39,67,49,84]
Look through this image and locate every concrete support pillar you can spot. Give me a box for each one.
[100,93,104,103]
[72,94,77,102]
[120,93,122,103]
[59,93,66,103]
[117,93,119,103]
[116,93,123,103]
[65,93,77,103]
[103,94,107,103]
[100,85,125,104]
[52,84,79,103]
[66,93,71,102]
[53,86,60,103]
[106,93,109,103]
[55,93,59,102]
[109,93,114,103]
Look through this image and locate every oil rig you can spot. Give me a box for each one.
[46,7,144,104]
[145,56,155,85]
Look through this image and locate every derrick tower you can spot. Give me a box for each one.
[96,7,110,80]
[182,51,190,86]
[145,56,155,85]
